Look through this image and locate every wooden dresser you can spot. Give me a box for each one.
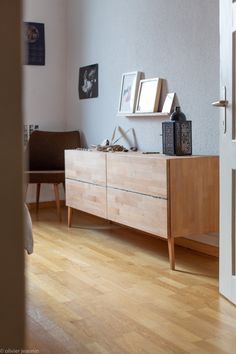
[65,150,219,270]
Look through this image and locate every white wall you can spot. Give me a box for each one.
[23,0,67,202]
[65,0,219,155]
[23,0,67,130]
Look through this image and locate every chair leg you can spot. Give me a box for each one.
[24,183,28,202]
[54,183,62,222]
[62,182,66,200]
[36,183,41,219]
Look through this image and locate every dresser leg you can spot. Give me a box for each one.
[168,237,175,270]
[68,207,73,228]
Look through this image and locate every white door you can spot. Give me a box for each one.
[218,0,236,304]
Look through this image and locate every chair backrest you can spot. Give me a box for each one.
[27,130,81,171]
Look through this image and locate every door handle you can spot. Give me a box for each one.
[212,86,227,134]
[212,100,228,107]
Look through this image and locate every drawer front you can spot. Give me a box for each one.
[65,150,106,186]
[107,154,167,198]
[107,188,168,237]
[66,179,106,219]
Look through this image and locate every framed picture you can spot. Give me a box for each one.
[24,22,45,66]
[118,72,141,115]
[135,78,162,113]
[79,64,98,99]
[162,92,176,113]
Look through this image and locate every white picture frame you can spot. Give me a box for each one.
[117,71,141,115]
[135,78,162,113]
[162,92,175,113]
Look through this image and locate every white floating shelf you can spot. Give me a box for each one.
[123,112,170,118]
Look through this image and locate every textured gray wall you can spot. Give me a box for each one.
[65,0,219,154]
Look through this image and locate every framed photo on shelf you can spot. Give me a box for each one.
[162,92,175,113]
[135,78,162,113]
[118,72,142,115]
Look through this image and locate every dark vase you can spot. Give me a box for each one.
[170,106,186,122]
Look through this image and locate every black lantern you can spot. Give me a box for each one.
[162,107,192,156]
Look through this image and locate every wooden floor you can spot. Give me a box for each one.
[26,207,236,354]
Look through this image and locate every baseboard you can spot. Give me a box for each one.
[175,237,219,257]
[27,200,65,210]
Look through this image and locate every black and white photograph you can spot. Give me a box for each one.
[79,63,98,99]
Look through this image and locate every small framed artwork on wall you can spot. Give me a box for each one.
[135,78,162,113]
[79,64,98,99]
[118,72,142,115]
[24,22,45,66]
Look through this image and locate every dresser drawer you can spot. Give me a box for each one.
[107,153,167,198]
[66,179,106,219]
[107,188,168,237]
[65,150,106,186]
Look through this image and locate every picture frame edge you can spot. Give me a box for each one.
[117,71,142,115]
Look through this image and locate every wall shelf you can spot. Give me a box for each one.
[118,112,170,118]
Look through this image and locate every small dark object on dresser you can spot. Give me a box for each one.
[162,106,192,156]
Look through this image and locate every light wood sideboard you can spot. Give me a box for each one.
[65,150,219,270]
